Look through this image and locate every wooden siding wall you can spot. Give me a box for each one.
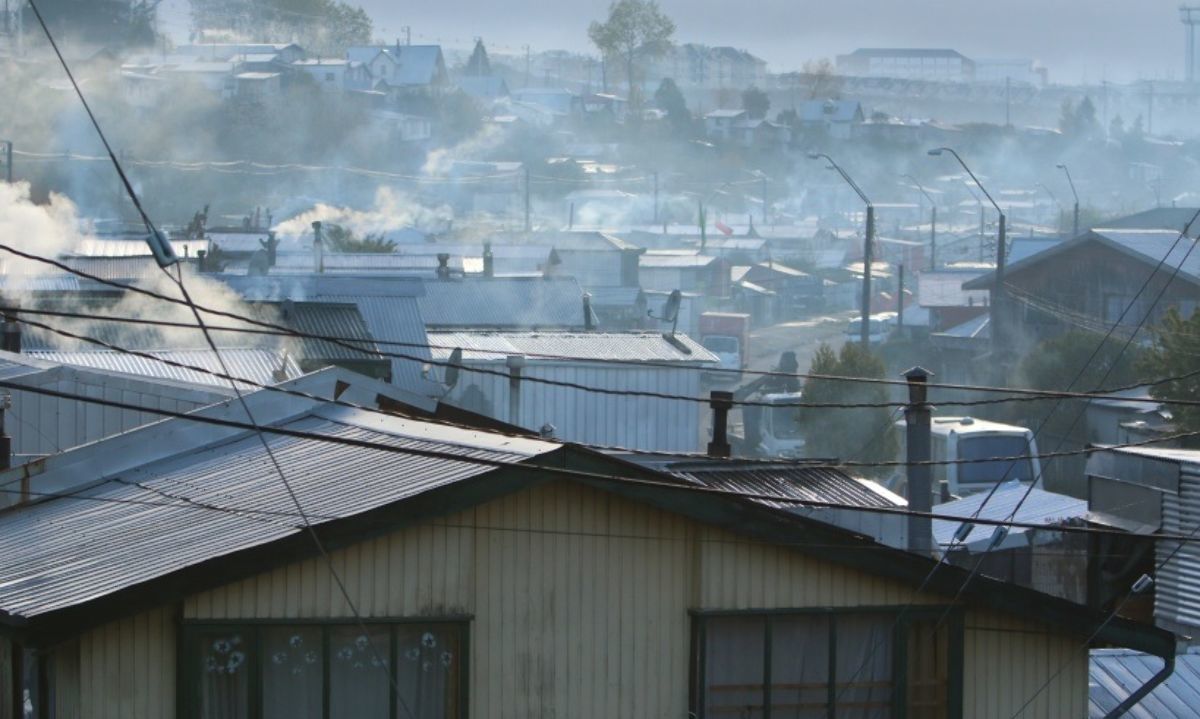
[55,481,1086,718]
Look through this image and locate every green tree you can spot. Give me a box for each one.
[799,342,897,475]
[587,0,675,107]
[653,78,692,135]
[324,225,397,253]
[1139,308,1200,439]
[741,86,770,120]
[189,0,371,55]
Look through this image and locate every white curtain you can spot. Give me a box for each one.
[197,630,251,719]
[833,615,893,719]
[395,625,461,719]
[261,627,322,719]
[704,617,766,718]
[329,627,391,719]
[770,616,831,719]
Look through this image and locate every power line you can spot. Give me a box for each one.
[6,375,1200,545]
[12,307,1200,475]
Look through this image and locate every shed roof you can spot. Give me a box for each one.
[932,481,1087,551]
[27,347,301,390]
[427,331,718,364]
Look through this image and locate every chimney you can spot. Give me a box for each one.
[0,394,10,471]
[904,367,933,555]
[265,231,278,266]
[482,242,494,278]
[312,221,324,273]
[436,253,451,280]
[506,355,526,426]
[196,249,207,273]
[582,292,595,330]
[2,312,20,353]
[281,299,295,320]
[706,390,733,458]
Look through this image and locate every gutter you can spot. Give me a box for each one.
[1103,650,1175,719]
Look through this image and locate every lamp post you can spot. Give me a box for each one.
[810,152,874,345]
[1037,182,1062,233]
[902,174,937,270]
[929,147,1007,374]
[1056,163,1080,237]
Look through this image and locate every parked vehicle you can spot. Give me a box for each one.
[699,312,750,376]
[844,312,898,345]
[730,352,806,458]
[890,416,1041,502]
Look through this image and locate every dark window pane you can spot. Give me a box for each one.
[329,627,391,719]
[833,615,893,719]
[770,616,830,718]
[396,625,462,719]
[262,627,323,719]
[704,617,766,718]
[906,620,950,719]
[957,436,1034,485]
[197,630,251,719]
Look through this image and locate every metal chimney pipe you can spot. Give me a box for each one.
[2,312,20,353]
[437,253,451,280]
[506,355,526,426]
[482,242,494,278]
[0,394,10,471]
[707,390,734,458]
[904,367,933,555]
[582,292,594,330]
[311,221,324,274]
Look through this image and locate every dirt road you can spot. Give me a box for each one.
[747,310,857,374]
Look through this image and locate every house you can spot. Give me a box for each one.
[292,58,372,92]
[347,44,448,98]
[797,99,866,140]
[962,228,1200,345]
[234,71,282,101]
[639,251,723,295]
[647,43,767,89]
[25,347,301,390]
[418,277,591,330]
[836,48,976,82]
[737,261,823,315]
[918,268,991,331]
[509,87,580,122]
[0,374,1173,718]
[174,43,305,65]
[704,108,747,142]
[371,110,434,143]
[428,330,717,451]
[702,109,789,149]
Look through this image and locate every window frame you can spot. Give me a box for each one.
[689,606,964,719]
[179,616,471,719]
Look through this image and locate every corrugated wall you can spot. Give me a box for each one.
[63,607,175,719]
[1157,465,1200,629]
[447,364,704,452]
[55,481,1086,718]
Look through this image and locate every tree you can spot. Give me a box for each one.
[741,86,770,120]
[653,78,692,135]
[1109,114,1125,140]
[1058,96,1100,139]
[588,0,675,107]
[324,225,397,253]
[798,342,897,475]
[1139,308,1200,439]
[189,0,372,55]
[802,58,842,99]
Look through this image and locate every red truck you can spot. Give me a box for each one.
[698,312,750,376]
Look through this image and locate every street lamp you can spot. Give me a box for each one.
[902,174,937,270]
[810,151,874,345]
[1056,163,1080,237]
[928,147,1007,372]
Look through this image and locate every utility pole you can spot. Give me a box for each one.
[652,171,659,224]
[761,174,768,224]
[809,152,873,346]
[524,165,531,232]
[897,263,905,329]
[1004,76,1011,127]
[401,25,411,45]
[524,45,531,88]
[1057,163,1080,238]
[929,205,937,270]
[2,140,11,183]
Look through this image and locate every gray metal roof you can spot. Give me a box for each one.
[418,277,587,329]
[1090,649,1200,718]
[248,302,380,363]
[665,462,901,510]
[0,403,557,619]
[27,347,301,389]
[932,481,1087,551]
[427,331,718,364]
[214,275,432,389]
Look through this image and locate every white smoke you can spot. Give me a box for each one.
[272,186,453,241]
[0,182,91,276]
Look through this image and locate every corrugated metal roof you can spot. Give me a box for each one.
[73,237,206,258]
[932,481,1087,550]
[427,331,719,363]
[665,462,901,510]
[214,275,432,389]
[418,277,587,328]
[60,256,201,282]
[0,405,557,618]
[1090,649,1200,718]
[27,347,301,389]
[248,302,379,363]
[640,253,717,268]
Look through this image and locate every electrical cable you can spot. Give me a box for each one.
[4,375,1200,544]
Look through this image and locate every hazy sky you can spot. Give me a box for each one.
[161,0,1189,84]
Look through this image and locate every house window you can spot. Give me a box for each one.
[691,609,961,718]
[183,620,466,719]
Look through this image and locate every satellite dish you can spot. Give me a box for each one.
[647,289,684,341]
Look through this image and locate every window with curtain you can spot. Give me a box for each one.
[184,620,465,719]
[692,610,958,719]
